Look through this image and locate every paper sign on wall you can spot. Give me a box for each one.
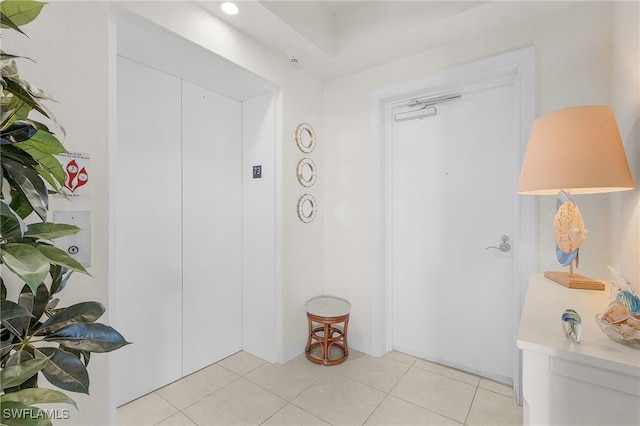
[54,152,90,199]
[52,210,91,268]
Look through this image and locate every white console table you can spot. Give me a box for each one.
[517,273,640,426]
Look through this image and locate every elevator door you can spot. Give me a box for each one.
[181,80,242,375]
[115,57,242,405]
[391,82,517,383]
[115,57,183,405]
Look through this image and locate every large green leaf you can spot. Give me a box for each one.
[14,132,67,191]
[36,302,105,335]
[2,156,48,221]
[0,243,49,293]
[59,346,90,368]
[1,107,17,128]
[33,160,65,193]
[0,210,23,239]
[48,264,72,296]
[1,200,28,238]
[0,300,33,322]
[42,323,130,353]
[3,78,49,120]
[0,356,50,389]
[4,278,50,337]
[4,351,39,392]
[24,222,81,240]
[9,187,35,220]
[4,285,47,338]
[33,244,89,275]
[1,144,38,166]
[1,388,78,409]
[14,130,65,154]
[1,58,20,79]
[0,1,46,29]
[1,121,37,144]
[0,11,26,35]
[0,400,52,426]
[3,77,61,136]
[11,77,56,103]
[1,336,16,360]
[18,283,48,330]
[34,347,89,394]
[0,49,33,62]
[2,126,66,192]
[13,82,58,122]
[1,96,34,128]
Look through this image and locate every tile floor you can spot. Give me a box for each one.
[117,350,522,426]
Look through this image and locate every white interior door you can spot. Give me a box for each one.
[182,81,242,375]
[391,83,517,383]
[115,57,183,405]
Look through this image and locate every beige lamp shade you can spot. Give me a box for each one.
[518,105,634,194]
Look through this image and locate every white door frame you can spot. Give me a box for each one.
[369,48,536,403]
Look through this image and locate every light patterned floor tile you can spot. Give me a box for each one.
[182,378,286,425]
[413,358,481,386]
[365,396,462,426]
[384,350,417,365]
[478,378,515,399]
[292,373,386,426]
[262,404,331,426]
[156,364,239,410]
[117,392,178,426]
[156,412,197,425]
[246,354,327,400]
[217,351,266,376]
[117,350,523,426]
[330,350,411,392]
[390,366,476,423]
[466,388,523,426]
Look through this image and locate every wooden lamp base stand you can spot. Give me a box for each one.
[544,263,604,291]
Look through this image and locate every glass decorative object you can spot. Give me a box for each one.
[597,266,640,349]
[561,309,582,343]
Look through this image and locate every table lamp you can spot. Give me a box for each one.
[518,105,634,290]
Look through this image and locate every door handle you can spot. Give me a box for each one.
[486,235,511,252]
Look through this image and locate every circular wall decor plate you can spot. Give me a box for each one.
[297,194,317,223]
[295,123,316,153]
[296,158,317,187]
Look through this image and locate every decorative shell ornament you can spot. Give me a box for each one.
[608,265,640,315]
[595,266,640,348]
[553,191,586,267]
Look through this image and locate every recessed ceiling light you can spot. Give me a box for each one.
[221,2,239,16]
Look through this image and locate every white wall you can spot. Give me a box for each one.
[2,2,112,424]
[242,93,278,361]
[324,1,622,348]
[611,1,640,290]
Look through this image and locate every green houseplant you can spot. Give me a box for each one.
[1,1,129,424]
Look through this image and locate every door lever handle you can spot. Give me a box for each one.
[486,235,511,252]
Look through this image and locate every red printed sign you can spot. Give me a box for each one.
[55,152,90,199]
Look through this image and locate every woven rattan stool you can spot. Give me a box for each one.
[305,296,350,365]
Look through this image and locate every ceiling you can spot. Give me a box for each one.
[195,1,579,81]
